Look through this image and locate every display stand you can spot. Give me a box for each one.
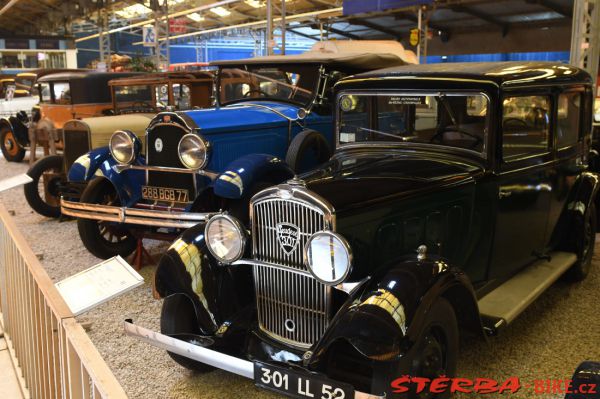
[129,238,154,271]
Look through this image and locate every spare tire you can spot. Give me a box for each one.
[285,129,331,174]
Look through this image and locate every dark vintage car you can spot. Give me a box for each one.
[125,62,597,398]
[61,41,415,259]
[22,71,214,218]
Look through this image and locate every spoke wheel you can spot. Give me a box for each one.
[77,178,136,259]
[0,127,25,162]
[24,155,65,218]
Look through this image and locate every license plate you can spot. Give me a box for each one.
[142,186,189,203]
[254,362,354,399]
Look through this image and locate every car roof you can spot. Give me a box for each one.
[211,40,417,70]
[37,71,141,83]
[345,61,592,87]
[108,71,214,86]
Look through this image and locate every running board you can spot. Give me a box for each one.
[478,251,577,334]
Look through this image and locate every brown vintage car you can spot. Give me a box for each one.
[23,71,215,218]
[0,71,139,163]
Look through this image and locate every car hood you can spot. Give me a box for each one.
[302,147,483,212]
[182,101,303,134]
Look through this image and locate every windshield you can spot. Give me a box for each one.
[218,65,319,106]
[113,84,155,113]
[338,92,489,155]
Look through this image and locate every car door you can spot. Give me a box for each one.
[546,88,588,243]
[489,92,553,279]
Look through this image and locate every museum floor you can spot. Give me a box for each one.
[0,154,598,399]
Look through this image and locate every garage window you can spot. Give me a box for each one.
[502,95,550,161]
[556,92,581,149]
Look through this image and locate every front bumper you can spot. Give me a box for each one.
[123,320,383,399]
[60,197,217,229]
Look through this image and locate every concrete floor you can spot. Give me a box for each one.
[0,324,25,398]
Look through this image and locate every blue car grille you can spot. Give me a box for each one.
[146,124,195,199]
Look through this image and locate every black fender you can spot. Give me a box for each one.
[309,255,482,365]
[552,171,600,247]
[213,153,294,199]
[154,222,253,336]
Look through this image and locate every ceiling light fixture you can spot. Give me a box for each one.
[210,6,231,17]
[187,13,204,22]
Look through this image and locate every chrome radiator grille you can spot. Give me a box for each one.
[252,198,330,347]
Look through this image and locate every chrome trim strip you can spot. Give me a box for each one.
[60,198,216,229]
[232,259,313,277]
[113,164,219,180]
[123,320,384,399]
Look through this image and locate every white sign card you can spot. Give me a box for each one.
[55,256,144,315]
[0,173,33,192]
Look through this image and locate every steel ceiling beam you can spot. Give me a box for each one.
[287,28,319,41]
[451,5,510,36]
[347,17,402,39]
[525,0,573,18]
[0,0,22,17]
[311,23,360,39]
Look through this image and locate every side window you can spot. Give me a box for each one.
[173,84,191,110]
[502,95,550,161]
[557,92,581,148]
[52,82,70,104]
[39,83,51,103]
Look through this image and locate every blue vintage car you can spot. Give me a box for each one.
[61,42,414,259]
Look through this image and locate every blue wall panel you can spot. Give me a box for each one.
[343,0,433,15]
[426,51,571,64]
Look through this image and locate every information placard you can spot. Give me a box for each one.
[0,174,33,192]
[55,256,144,315]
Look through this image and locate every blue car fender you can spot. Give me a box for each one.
[213,153,294,199]
[68,147,113,182]
[68,147,145,206]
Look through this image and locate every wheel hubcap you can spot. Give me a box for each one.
[415,331,446,399]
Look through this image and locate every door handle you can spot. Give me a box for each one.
[499,189,512,199]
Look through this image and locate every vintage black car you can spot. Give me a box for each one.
[126,62,597,398]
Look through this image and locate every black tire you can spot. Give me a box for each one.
[77,178,136,259]
[24,155,64,218]
[376,297,459,399]
[0,125,25,162]
[160,295,215,372]
[565,361,600,399]
[565,202,596,281]
[285,129,331,174]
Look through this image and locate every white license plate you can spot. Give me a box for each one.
[254,362,354,399]
[141,186,189,203]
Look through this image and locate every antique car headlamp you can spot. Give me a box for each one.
[205,214,247,264]
[109,130,139,165]
[304,231,353,286]
[178,133,209,169]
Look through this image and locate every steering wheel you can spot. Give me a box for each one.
[132,101,155,111]
[243,89,269,98]
[430,127,483,149]
[503,117,528,129]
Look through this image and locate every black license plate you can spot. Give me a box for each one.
[254,362,354,399]
[142,185,189,203]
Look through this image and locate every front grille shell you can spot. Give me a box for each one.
[146,122,196,200]
[250,183,336,348]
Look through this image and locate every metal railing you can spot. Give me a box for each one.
[0,203,127,399]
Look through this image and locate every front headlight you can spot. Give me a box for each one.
[109,130,139,165]
[178,133,209,169]
[205,215,247,263]
[304,231,352,286]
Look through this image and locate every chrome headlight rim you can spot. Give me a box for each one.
[204,214,247,264]
[109,130,139,165]
[304,230,353,286]
[177,133,210,170]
